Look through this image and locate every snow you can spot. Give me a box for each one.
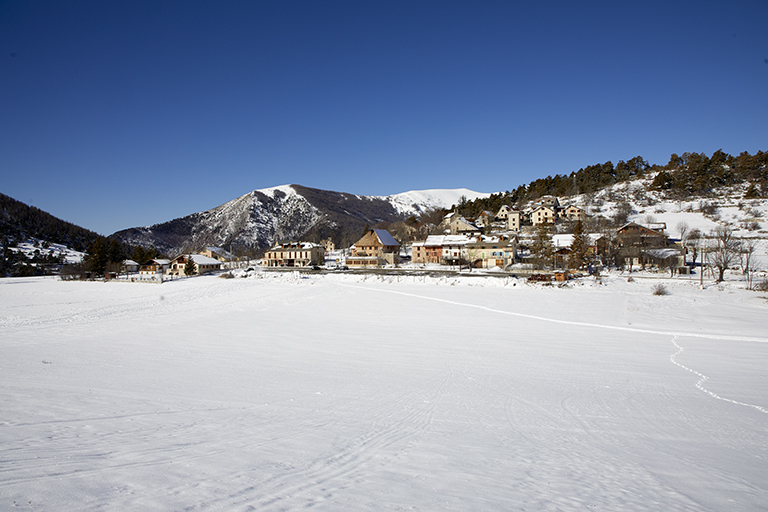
[1,272,767,511]
[379,188,491,216]
[10,240,85,264]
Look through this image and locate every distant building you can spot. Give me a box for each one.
[263,242,325,268]
[139,259,170,275]
[200,247,232,262]
[167,254,222,276]
[348,229,400,267]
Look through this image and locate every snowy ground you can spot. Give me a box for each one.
[1,271,767,511]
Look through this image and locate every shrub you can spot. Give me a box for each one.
[652,283,668,296]
[754,280,768,292]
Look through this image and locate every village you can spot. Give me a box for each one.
[122,196,692,282]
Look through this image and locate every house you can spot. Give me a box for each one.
[411,241,441,264]
[535,196,560,208]
[121,259,139,273]
[530,205,558,226]
[442,213,481,235]
[348,229,400,267]
[496,205,513,220]
[561,205,586,222]
[139,259,170,275]
[615,222,669,269]
[465,235,517,269]
[615,222,667,247]
[506,210,522,232]
[167,254,222,276]
[412,235,471,265]
[200,247,232,262]
[263,242,325,268]
[474,210,495,228]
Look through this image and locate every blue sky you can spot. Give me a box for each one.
[2,1,767,235]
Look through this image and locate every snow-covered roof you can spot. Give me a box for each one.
[206,247,232,258]
[269,241,322,250]
[423,234,472,246]
[189,254,222,265]
[644,248,681,259]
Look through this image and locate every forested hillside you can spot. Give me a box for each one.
[1,193,163,277]
[1,193,100,251]
[454,150,767,216]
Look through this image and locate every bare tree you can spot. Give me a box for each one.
[686,228,701,271]
[739,238,758,289]
[708,226,740,283]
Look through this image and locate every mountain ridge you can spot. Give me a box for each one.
[110,184,491,255]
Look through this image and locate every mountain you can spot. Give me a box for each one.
[111,185,490,255]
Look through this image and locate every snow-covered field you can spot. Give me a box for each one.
[1,271,767,511]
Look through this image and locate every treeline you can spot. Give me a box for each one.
[454,150,767,217]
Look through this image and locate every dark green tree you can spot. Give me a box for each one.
[184,257,196,277]
[568,220,590,270]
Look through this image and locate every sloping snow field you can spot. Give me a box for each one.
[1,272,767,511]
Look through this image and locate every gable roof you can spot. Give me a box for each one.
[616,222,665,237]
[355,229,400,247]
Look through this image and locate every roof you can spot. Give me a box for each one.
[616,222,666,237]
[356,229,400,247]
[189,254,222,265]
[268,241,322,251]
[205,247,232,258]
[422,234,472,246]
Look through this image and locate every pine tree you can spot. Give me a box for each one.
[184,256,196,277]
[568,220,589,270]
[530,224,554,270]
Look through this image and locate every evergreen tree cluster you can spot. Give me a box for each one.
[453,150,766,217]
[652,150,768,196]
[81,237,163,276]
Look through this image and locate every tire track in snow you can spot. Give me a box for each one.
[670,336,767,414]
[340,284,768,415]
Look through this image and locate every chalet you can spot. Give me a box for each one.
[139,259,171,275]
[348,229,400,267]
[263,242,325,268]
[615,222,668,247]
[167,254,222,276]
[121,259,139,273]
[615,222,669,269]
